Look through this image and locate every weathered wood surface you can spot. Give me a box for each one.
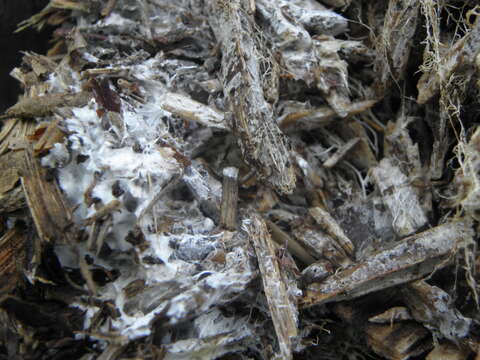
[244,213,298,359]
[302,221,473,307]
[21,148,74,243]
[1,0,480,359]
[208,0,296,194]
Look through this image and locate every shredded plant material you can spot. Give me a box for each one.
[1,0,480,359]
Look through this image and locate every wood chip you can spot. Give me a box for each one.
[309,207,355,258]
[244,213,298,359]
[208,0,296,194]
[302,220,473,307]
[220,167,239,230]
[20,148,74,243]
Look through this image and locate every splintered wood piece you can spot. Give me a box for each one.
[32,118,65,154]
[0,227,27,282]
[0,151,23,196]
[20,149,74,243]
[0,118,37,155]
[366,322,432,360]
[182,161,222,224]
[265,219,316,265]
[402,281,472,341]
[309,207,355,258]
[291,226,352,267]
[161,92,228,130]
[220,167,239,230]
[0,119,20,152]
[323,137,361,168]
[313,38,352,117]
[244,214,298,359]
[371,158,428,237]
[302,220,473,307]
[426,342,472,360]
[2,92,91,120]
[417,16,480,105]
[374,0,420,94]
[208,0,296,194]
[383,117,426,195]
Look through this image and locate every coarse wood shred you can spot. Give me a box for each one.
[1,92,91,120]
[220,167,239,230]
[208,0,296,194]
[244,213,298,359]
[20,148,74,243]
[302,220,473,307]
[3,0,480,358]
[366,322,432,360]
[0,151,25,213]
[0,227,26,294]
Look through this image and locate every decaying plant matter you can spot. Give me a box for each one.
[1,0,480,359]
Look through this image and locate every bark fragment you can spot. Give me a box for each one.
[208,0,296,194]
